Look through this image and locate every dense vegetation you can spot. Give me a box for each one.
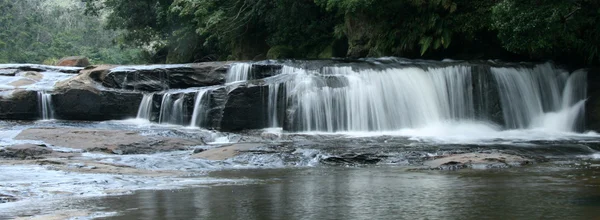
[0,0,143,64]
[80,0,599,66]
[1,0,598,66]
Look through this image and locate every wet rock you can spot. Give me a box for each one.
[0,193,17,203]
[101,62,232,92]
[0,64,82,73]
[0,90,39,120]
[56,56,91,67]
[53,89,142,121]
[0,144,53,159]
[424,152,534,170]
[55,65,117,92]
[193,148,206,154]
[321,153,383,165]
[192,143,265,160]
[0,69,17,76]
[220,85,269,131]
[15,128,204,154]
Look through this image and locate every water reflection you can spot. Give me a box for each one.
[96,166,600,220]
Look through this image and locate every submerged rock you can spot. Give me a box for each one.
[424,152,534,170]
[0,193,17,203]
[192,143,265,160]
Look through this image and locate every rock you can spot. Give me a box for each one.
[193,148,206,154]
[192,143,264,160]
[322,153,383,165]
[55,65,117,93]
[56,56,91,67]
[0,193,17,203]
[0,144,53,159]
[424,152,533,170]
[8,71,44,88]
[0,69,18,76]
[101,62,233,91]
[0,90,39,120]
[586,68,600,132]
[52,89,142,121]
[220,84,269,131]
[0,64,82,73]
[15,128,203,154]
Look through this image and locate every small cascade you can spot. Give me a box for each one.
[37,91,54,120]
[226,63,252,84]
[492,65,587,132]
[158,93,185,125]
[190,89,209,127]
[136,93,154,120]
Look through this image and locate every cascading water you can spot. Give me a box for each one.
[158,93,185,125]
[226,63,252,84]
[492,64,587,132]
[190,89,209,127]
[266,62,587,133]
[37,91,54,120]
[136,93,154,120]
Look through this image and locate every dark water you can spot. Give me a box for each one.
[96,164,600,220]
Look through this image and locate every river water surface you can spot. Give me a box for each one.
[92,165,600,220]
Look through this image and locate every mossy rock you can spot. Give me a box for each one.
[267,46,295,59]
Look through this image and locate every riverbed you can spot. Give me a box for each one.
[0,119,599,219]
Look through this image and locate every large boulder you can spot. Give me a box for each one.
[53,89,142,121]
[56,56,91,67]
[0,90,40,120]
[220,84,270,131]
[100,62,232,91]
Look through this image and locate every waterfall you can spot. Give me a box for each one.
[158,93,185,125]
[266,63,587,133]
[136,93,154,120]
[493,64,587,132]
[190,89,209,127]
[226,63,252,84]
[37,91,54,120]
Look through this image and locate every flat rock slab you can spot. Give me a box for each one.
[192,143,265,160]
[15,128,204,154]
[425,152,533,170]
[0,144,53,159]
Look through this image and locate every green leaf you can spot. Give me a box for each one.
[419,36,433,55]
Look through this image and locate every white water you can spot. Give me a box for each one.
[226,63,252,84]
[190,89,209,127]
[264,63,587,134]
[136,93,154,120]
[492,64,586,131]
[37,91,54,120]
[158,93,185,124]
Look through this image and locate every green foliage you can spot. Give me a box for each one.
[491,0,600,63]
[0,0,144,64]
[7,0,598,65]
[267,46,295,59]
